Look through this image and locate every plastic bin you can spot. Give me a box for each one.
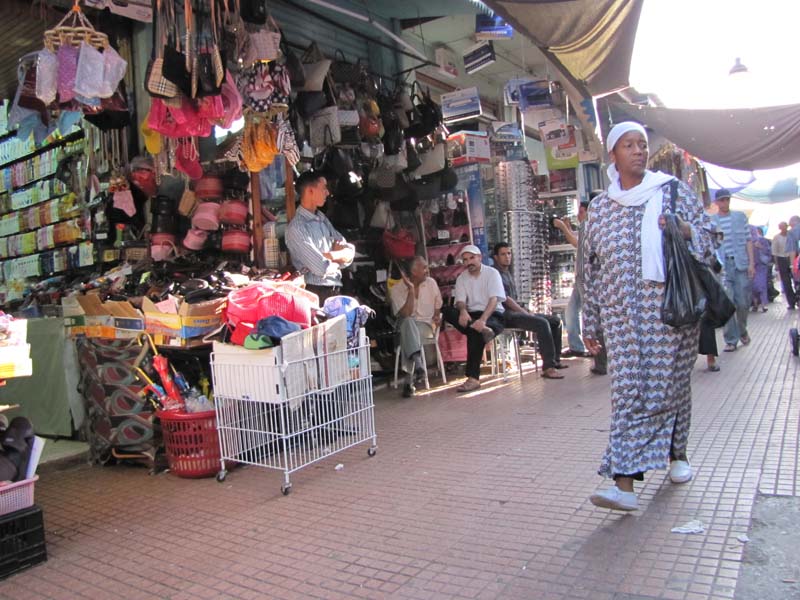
[0,476,37,517]
[157,410,220,478]
[0,504,47,580]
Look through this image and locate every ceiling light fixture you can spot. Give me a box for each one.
[729,57,748,76]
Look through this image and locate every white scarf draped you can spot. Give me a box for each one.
[607,164,676,282]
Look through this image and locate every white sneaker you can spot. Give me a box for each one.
[669,460,692,483]
[589,485,639,511]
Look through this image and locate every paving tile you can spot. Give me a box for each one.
[0,309,795,600]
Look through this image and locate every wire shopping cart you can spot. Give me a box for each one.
[210,331,377,495]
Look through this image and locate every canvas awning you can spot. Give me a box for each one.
[613,102,800,171]
[484,0,643,97]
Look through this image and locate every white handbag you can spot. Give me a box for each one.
[412,143,446,177]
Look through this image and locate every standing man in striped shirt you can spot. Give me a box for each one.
[711,189,755,352]
[286,171,355,303]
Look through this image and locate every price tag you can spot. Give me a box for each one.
[437,230,450,240]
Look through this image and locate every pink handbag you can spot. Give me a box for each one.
[183,228,208,250]
[221,229,251,253]
[191,202,221,230]
[195,176,224,199]
[219,200,248,225]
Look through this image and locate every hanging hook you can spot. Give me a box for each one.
[72,0,82,13]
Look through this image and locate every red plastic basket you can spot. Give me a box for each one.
[157,410,220,478]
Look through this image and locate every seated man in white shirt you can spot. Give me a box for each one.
[441,245,505,392]
[389,256,443,398]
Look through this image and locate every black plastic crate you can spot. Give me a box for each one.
[0,504,47,580]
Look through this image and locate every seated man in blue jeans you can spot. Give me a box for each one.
[493,242,567,380]
[441,245,505,393]
[389,256,443,398]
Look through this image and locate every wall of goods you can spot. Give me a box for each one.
[0,1,592,359]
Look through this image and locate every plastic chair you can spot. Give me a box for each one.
[392,321,447,389]
[488,328,537,382]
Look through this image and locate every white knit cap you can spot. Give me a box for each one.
[606,121,648,153]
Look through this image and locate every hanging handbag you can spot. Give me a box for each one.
[222,0,250,72]
[309,106,341,148]
[146,0,179,99]
[405,85,442,139]
[412,142,446,177]
[369,200,391,229]
[330,49,363,84]
[382,114,404,156]
[300,59,332,92]
[382,227,416,260]
[295,91,328,119]
[163,33,192,97]
[241,0,267,24]
[246,16,281,64]
[279,32,305,89]
[404,139,422,172]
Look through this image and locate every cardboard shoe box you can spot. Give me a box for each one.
[142,296,224,346]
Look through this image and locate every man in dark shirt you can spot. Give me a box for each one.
[493,243,567,380]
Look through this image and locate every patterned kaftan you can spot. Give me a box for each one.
[583,181,713,479]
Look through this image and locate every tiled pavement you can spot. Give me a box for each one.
[2,306,798,599]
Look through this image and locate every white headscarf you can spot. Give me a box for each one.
[606,122,675,283]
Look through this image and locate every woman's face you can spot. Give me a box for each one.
[610,131,648,181]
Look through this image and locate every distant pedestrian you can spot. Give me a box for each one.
[750,225,771,312]
[711,189,755,352]
[584,122,714,512]
[772,221,797,309]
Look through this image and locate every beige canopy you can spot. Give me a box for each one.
[484,0,644,97]
[613,102,800,171]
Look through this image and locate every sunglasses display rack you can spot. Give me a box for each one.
[495,161,550,314]
[540,191,579,309]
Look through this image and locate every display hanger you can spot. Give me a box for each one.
[44,0,109,52]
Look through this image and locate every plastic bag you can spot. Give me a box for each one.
[694,256,735,329]
[74,42,105,99]
[661,214,706,328]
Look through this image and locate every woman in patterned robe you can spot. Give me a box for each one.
[583,122,714,512]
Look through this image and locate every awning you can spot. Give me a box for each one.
[614,102,800,171]
[483,0,643,97]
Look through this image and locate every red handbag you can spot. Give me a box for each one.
[382,228,416,260]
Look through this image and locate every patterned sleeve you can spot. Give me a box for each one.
[581,204,601,339]
[675,181,714,264]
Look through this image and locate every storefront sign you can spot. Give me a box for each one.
[475,14,513,40]
[441,87,482,123]
[463,41,496,75]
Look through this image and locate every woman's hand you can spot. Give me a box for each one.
[659,214,692,240]
[583,336,603,356]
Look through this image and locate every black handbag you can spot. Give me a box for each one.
[280,34,305,89]
[667,181,735,329]
[404,85,442,139]
[388,175,418,212]
[330,50,363,84]
[241,0,267,24]
[296,91,329,119]
[404,140,422,173]
[163,34,193,98]
[382,115,404,156]
[197,42,223,97]
[409,174,442,202]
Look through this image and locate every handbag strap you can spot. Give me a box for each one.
[669,179,678,213]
